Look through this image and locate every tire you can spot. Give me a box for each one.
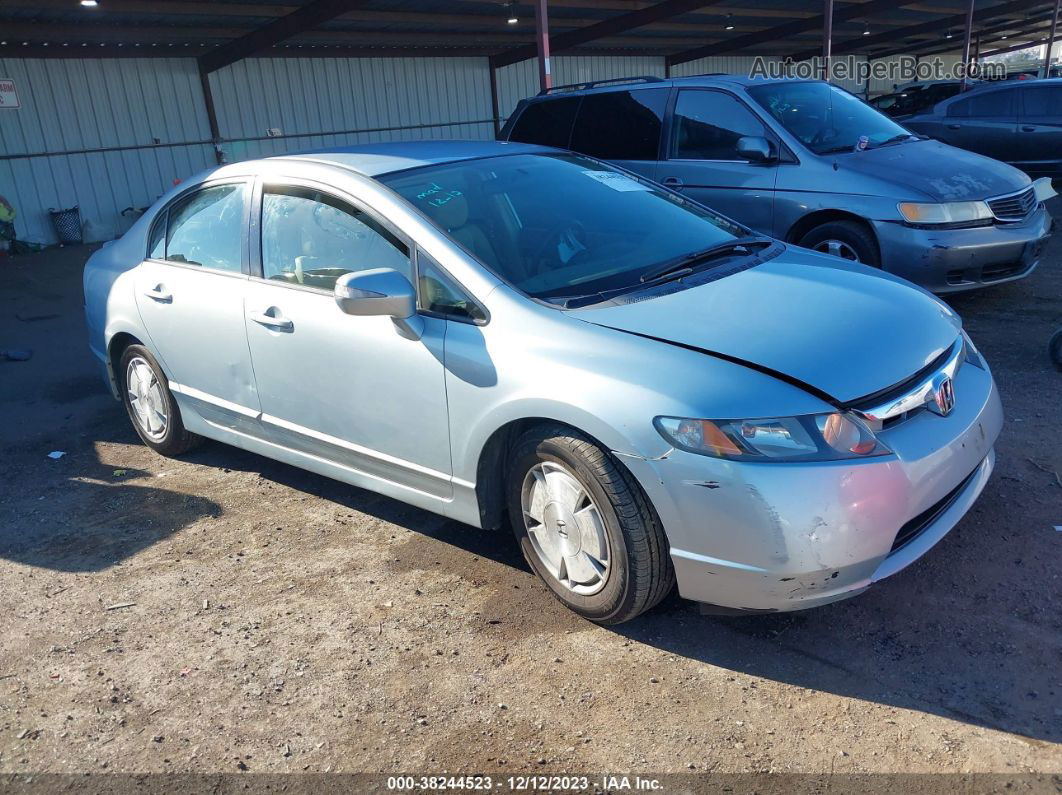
[1049,329,1062,372]
[118,344,202,456]
[506,424,674,624]
[798,220,881,267]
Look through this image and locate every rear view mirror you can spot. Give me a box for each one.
[737,136,775,163]
[334,268,416,319]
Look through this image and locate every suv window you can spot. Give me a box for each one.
[164,183,246,272]
[1023,85,1062,116]
[569,89,667,160]
[671,90,766,160]
[261,185,410,292]
[947,89,1014,118]
[509,97,581,148]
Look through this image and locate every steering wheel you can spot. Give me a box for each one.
[810,126,841,148]
[528,220,589,275]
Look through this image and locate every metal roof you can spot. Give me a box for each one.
[1,0,1058,66]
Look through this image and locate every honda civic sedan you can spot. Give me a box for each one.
[84,141,1002,623]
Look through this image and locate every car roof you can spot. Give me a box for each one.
[272,140,552,177]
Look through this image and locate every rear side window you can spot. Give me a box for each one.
[165,183,246,272]
[509,97,580,148]
[569,89,668,160]
[1023,86,1062,117]
[947,89,1015,118]
[671,90,766,160]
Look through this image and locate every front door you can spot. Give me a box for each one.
[657,89,779,234]
[133,180,261,429]
[1019,84,1062,176]
[941,88,1019,163]
[244,180,452,498]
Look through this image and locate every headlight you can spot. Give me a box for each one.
[1032,177,1057,203]
[897,200,993,225]
[654,413,891,462]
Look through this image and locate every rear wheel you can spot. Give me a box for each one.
[119,344,201,456]
[506,424,674,624]
[799,220,881,267]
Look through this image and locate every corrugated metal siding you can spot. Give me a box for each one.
[496,55,666,120]
[208,57,496,163]
[0,58,215,243]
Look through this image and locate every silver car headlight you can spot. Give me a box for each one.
[897,200,993,225]
[1032,177,1057,203]
[654,413,891,462]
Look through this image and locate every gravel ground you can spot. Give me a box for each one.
[0,201,1060,781]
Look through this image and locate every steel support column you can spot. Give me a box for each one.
[822,0,833,81]
[1045,0,1060,76]
[960,0,975,90]
[534,0,552,92]
[489,59,501,138]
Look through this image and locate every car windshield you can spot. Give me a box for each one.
[748,81,913,154]
[379,153,747,302]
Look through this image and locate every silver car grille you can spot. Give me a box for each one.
[986,186,1037,222]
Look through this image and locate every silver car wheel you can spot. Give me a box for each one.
[126,356,168,440]
[813,239,861,262]
[521,461,610,596]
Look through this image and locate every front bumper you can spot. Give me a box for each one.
[622,357,1003,612]
[871,204,1053,293]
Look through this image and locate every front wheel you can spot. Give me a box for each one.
[799,220,881,267]
[506,425,674,624]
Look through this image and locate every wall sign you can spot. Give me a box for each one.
[0,78,19,109]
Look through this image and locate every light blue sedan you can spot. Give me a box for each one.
[84,141,1002,623]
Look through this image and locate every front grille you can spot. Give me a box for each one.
[889,466,979,553]
[986,186,1037,222]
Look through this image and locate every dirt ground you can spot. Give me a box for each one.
[0,201,1060,782]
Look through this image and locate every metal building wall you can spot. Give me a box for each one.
[207,56,497,163]
[0,57,216,244]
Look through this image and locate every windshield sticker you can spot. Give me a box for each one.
[581,171,650,192]
[415,182,464,208]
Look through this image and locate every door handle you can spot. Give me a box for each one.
[249,309,294,332]
[661,176,684,188]
[1021,125,1036,132]
[946,123,961,130]
[143,285,172,303]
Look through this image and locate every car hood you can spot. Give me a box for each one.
[835,138,1029,201]
[569,247,961,404]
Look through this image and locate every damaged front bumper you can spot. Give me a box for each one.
[621,356,1003,612]
[872,204,1053,293]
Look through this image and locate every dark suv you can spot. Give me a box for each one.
[500,75,1054,292]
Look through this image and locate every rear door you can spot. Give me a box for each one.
[133,179,261,429]
[566,87,669,182]
[657,88,779,233]
[1018,83,1062,177]
[939,87,1019,162]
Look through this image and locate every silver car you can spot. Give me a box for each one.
[84,141,1002,624]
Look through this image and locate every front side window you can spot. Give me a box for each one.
[947,89,1015,118]
[748,81,911,154]
[570,89,667,160]
[261,186,410,292]
[164,183,246,272]
[380,153,748,303]
[509,97,581,149]
[1023,86,1062,117]
[671,90,767,160]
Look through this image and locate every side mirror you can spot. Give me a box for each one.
[334,268,416,319]
[736,136,775,163]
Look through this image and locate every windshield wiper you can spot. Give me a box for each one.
[639,236,773,284]
[870,133,916,149]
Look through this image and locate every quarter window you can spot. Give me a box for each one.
[509,97,581,149]
[417,252,486,323]
[261,186,410,292]
[569,89,667,160]
[947,89,1015,118]
[164,183,246,272]
[671,90,766,161]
